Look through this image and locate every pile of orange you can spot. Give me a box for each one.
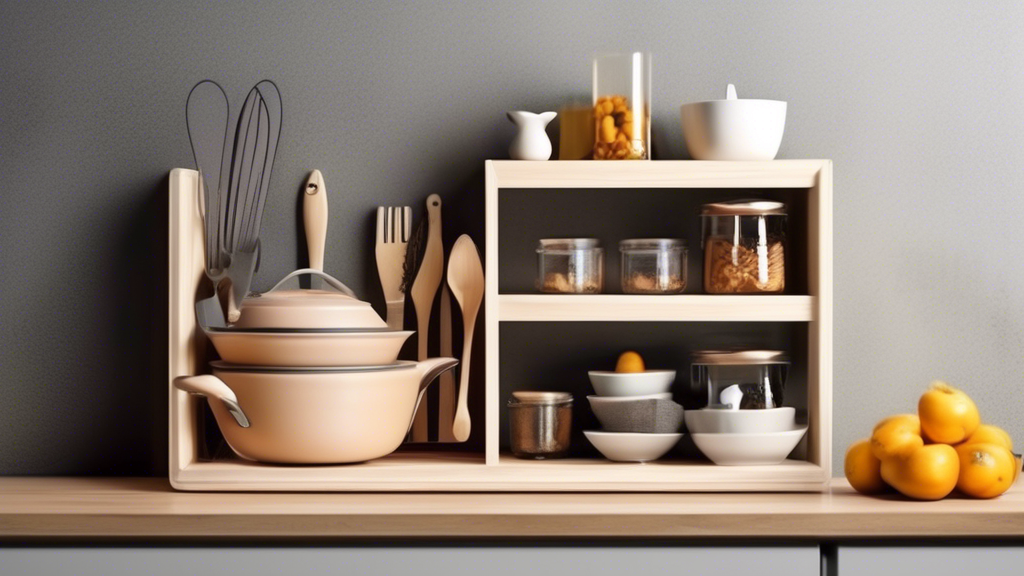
[845,382,1020,500]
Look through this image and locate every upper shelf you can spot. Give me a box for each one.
[497,294,814,322]
[486,159,831,189]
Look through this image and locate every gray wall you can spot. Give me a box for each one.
[1,0,1021,476]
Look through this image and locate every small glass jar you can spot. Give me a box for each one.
[701,200,787,294]
[536,238,604,293]
[620,238,687,294]
[691,350,789,410]
[508,391,573,459]
[592,52,651,160]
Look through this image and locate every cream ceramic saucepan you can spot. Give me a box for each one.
[173,357,457,464]
[198,269,414,366]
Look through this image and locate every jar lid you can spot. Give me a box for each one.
[691,350,789,365]
[537,238,601,252]
[620,238,686,251]
[511,391,573,405]
[701,200,786,216]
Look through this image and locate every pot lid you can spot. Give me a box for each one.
[210,360,414,373]
[691,350,789,365]
[230,268,388,330]
[510,391,573,405]
[701,200,786,216]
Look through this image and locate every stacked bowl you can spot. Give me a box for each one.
[584,355,685,462]
[684,350,806,465]
[174,269,457,465]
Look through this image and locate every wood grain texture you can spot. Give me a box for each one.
[497,294,814,322]
[170,452,826,492]
[488,160,826,189]
[3,477,1024,539]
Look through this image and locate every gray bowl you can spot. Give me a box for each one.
[587,396,685,434]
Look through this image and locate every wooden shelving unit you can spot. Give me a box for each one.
[483,160,833,490]
[169,159,833,491]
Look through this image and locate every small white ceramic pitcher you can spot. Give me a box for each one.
[507,110,557,160]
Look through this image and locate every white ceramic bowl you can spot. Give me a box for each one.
[680,87,786,161]
[690,427,807,466]
[587,371,676,397]
[584,431,683,463]
[684,407,796,434]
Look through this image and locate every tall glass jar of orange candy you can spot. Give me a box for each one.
[592,52,651,160]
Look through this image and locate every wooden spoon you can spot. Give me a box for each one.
[447,234,484,442]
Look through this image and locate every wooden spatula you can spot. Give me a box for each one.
[408,194,443,441]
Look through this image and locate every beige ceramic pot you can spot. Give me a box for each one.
[200,268,413,366]
[173,357,458,464]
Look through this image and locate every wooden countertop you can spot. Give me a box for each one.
[1,477,1023,540]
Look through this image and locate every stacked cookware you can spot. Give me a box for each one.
[176,81,456,465]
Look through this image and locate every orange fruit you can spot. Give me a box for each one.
[962,424,1013,452]
[880,443,959,501]
[845,439,887,494]
[918,381,980,444]
[956,442,1017,499]
[871,414,923,460]
[614,351,645,373]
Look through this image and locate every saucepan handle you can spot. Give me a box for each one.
[268,268,357,299]
[173,375,251,428]
[405,358,459,435]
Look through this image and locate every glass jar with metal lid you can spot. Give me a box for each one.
[701,200,786,294]
[691,350,789,410]
[536,238,604,294]
[620,238,687,294]
[508,391,573,459]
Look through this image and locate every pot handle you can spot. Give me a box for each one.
[405,357,459,435]
[173,375,251,428]
[267,268,357,299]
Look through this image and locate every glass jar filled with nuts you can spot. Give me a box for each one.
[592,52,650,160]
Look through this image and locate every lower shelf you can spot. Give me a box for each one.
[171,451,829,492]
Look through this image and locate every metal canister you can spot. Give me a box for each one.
[508,391,573,459]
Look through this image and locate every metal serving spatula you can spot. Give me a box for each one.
[375,206,412,330]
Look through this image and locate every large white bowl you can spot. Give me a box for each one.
[584,431,683,463]
[690,427,807,466]
[680,86,786,161]
[587,371,676,397]
[684,407,796,434]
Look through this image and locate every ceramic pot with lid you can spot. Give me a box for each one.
[198,269,414,366]
[173,358,458,464]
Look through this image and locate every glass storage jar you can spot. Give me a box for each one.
[691,350,789,410]
[701,200,787,294]
[536,238,604,293]
[592,52,651,160]
[508,391,573,459]
[620,238,687,294]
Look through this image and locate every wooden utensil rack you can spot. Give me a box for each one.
[169,160,832,491]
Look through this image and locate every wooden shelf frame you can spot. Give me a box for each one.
[169,160,832,491]
[483,160,834,488]
[496,294,815,322]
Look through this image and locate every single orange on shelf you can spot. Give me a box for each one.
[845,439,887,495]
[956,442,1018,499]
[918,381,980,444]
[614,351,646,373]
